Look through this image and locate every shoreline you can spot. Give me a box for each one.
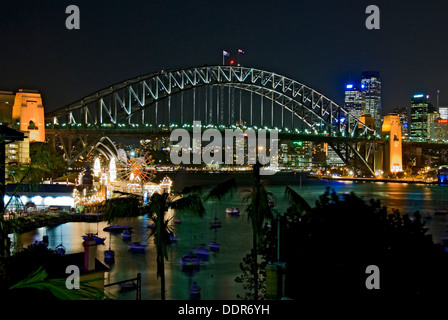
[4,212,104,234]
[312,175,438,185]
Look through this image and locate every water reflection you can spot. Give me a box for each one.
[8,177,448,299]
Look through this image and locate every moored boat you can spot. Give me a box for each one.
[82,234,106,244]
[103,225,133,233]
[55,243,66,255]
[210,218,222,229]
[190,282,201,299]
[194,245,210,261]
[226,207,240,216]
[121,229,132,240]
[181,252,200,270]
[209,240,220,252]
[104,249,115,261]
[129,242,147,252]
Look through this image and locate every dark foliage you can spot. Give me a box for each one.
[280,188,448,299]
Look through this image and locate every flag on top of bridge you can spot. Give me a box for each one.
[223,50,230,57]
[238,49,245,55]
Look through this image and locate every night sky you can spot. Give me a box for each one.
[1,0,448,114]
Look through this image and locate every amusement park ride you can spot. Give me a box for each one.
[73,152,172,211]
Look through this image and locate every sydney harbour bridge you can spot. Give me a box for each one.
[43,65,427,177]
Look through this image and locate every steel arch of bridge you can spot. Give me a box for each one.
[46,66,374,137]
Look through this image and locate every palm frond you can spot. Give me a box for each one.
[182,185,203,195]
[285,186,312,214]
[102,196,140,223]
[170,194,205,217]
[204,178,237,202]
[9,266,107,300]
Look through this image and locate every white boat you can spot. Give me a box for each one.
[226,207,240,216]
[129,242,147,252]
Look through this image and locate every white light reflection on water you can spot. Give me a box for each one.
[8,173,448,299]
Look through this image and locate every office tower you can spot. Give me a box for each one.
[427,110,440,141]
[361,71,382,129]
[344,84,364,118]
[434,119,448,141]
[393,107,409,138]
[410,94,434,141]
[439,106,448,120]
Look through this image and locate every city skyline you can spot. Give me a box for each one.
[1,1,448,116]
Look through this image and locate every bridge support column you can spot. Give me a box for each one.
[381,114,403,175]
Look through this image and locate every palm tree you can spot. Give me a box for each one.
[147,178,236,300]
[242,163,275,300]
[102,194,141,224]
[147,190,205,300]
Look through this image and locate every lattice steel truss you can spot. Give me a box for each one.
[45,66,378,174]
[46,66,375,137]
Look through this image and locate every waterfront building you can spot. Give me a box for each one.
[327,146,344,166]
[410,94,429,141]
[290,140,312,166]
[344,84,364,118]
[358,114,375,130]
[434,119,448,141]
[439,106,448,120]
[393,107,409,139]
[4,183,75,212]
[428,110,440,141]
[1,89,46,181]
[361,71,382,129]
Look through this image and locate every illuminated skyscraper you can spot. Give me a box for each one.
[439,106,448,120]
[361,71,382,129]
[410,94,435,141]
[393,107,409,139]
[344,84,364,118]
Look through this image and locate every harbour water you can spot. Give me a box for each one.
[8,172,448,300]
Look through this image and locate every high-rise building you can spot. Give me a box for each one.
[434,119,448,141]
[410,94,435,141]
[393,107,409,139]
[344,84,364,118]
[428,110,440,141]
[361,71,382,129]
[439,106,448,120]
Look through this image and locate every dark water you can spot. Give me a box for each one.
[9,172,448,300]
